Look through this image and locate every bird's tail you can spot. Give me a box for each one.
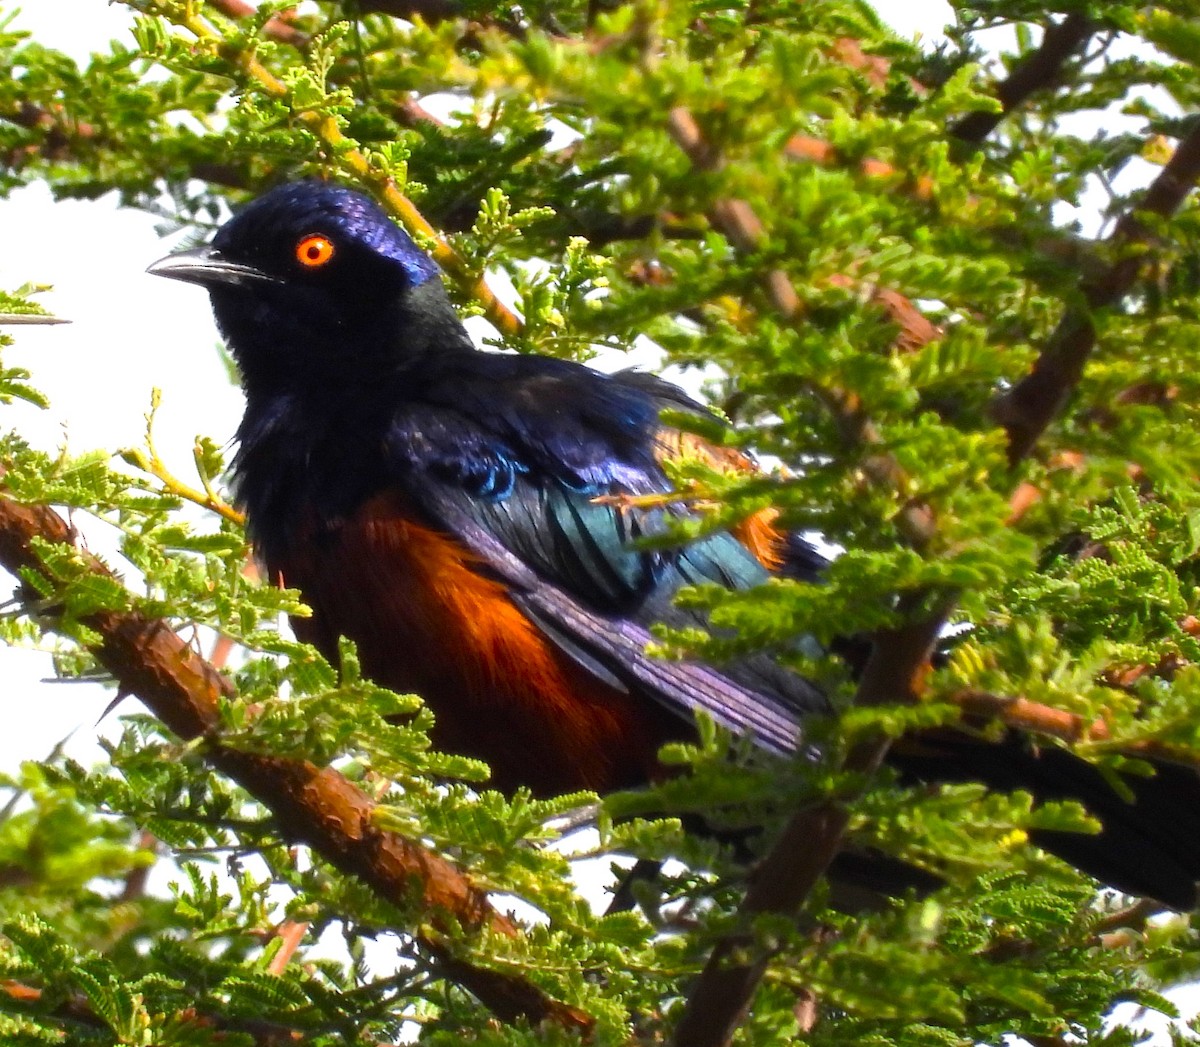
[890,729,1200,909]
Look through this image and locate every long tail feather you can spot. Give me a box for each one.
[891,730,1200,908]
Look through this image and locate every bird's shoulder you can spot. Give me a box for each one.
[384,352,690,498]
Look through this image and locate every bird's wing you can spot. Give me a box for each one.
[381,359,828,754]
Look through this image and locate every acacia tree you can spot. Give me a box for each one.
[2,0,1200,1043]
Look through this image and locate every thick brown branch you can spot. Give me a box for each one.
[671,607,948,1047]
[663,98,953,1045]
[0,494,590,1032]
[952,14,1096,145]
[993,119,1200,463]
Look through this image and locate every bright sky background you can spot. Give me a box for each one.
[0,2,1194,1038]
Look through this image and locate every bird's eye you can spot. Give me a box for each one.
[295,234,335,268]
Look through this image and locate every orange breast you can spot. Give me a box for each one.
[272,493,680,795]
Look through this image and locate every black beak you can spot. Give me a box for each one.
[146,246,278,288]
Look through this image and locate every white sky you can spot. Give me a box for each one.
[0,3,1195,1039]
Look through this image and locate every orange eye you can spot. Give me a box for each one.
[295,234,335,268]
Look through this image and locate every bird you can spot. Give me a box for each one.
[149,180,1200,909]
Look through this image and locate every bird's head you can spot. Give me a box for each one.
[148,181,462,389]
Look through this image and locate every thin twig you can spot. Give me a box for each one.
[2,100,257,192]
[1,979,306,1045]
[1094,897,1160,937]
[130,451,242,524]
[209,561,259,670]
[662,107,939,549]
[355,0,465,21]
[666,108,799,319]
[267,920,310,975]
[118,830,159,902]
[122,389,244,525]
[1023,1035,1073,1047]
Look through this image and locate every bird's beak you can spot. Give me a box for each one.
[146,246,278,288]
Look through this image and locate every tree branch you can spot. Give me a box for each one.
[1094,897,1159,938]
[671,608,948,1047]
[953,690,1200,768]
[992,119,1200,463]
[666,108,800,319]
[216,0,472,34]
[665,107,944,357]
[662,107,941,545]
[0,494,590,1032]
[207,0,310,48]
[951,14,1096,145]
[266,919,310,975]
[669,803,852,1046]
[661,93,956,1046]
